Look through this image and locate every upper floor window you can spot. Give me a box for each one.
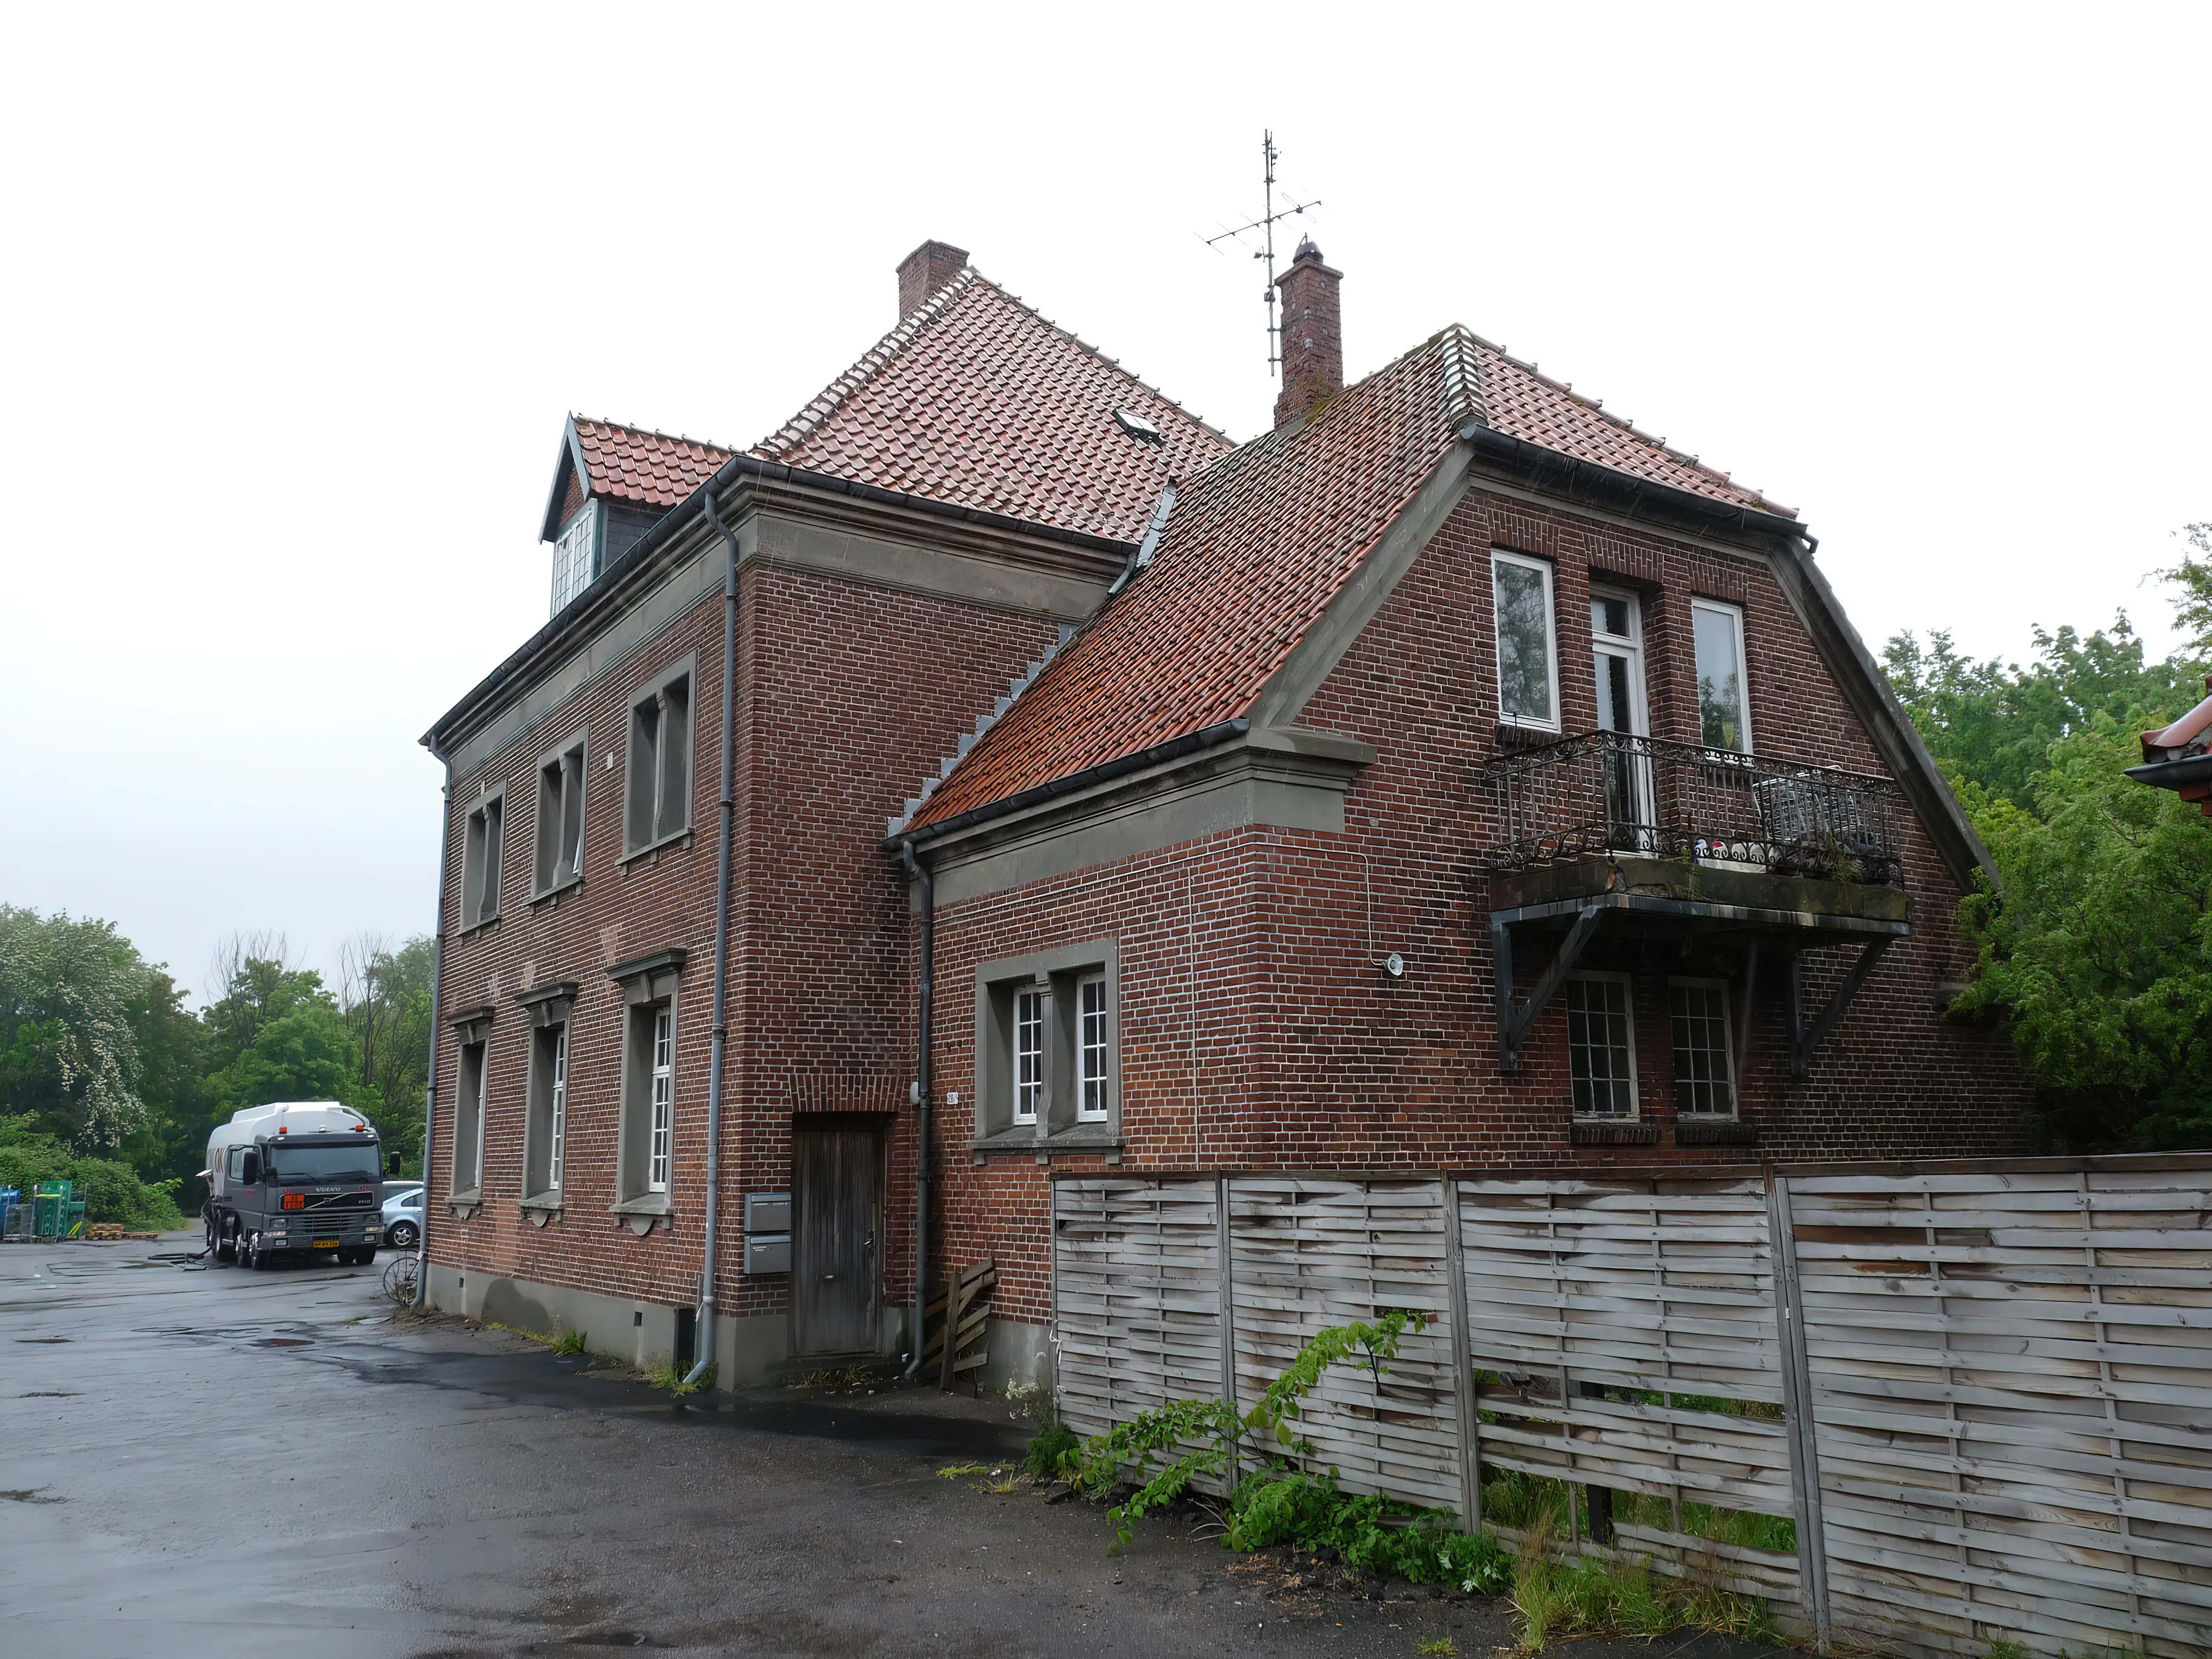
[551,501,599,615]
[1492,550,1559,731]
[461,791,504,928]
[625,659,694,856]
[533,732,586,897]
[1692,598,1751,754]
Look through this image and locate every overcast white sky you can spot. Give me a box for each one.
[2,4,2205,1004]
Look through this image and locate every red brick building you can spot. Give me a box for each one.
[419,238,2026,1386]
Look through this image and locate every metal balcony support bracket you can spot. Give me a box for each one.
[1788,934,1894,1081]
[1496,904,1604,1072]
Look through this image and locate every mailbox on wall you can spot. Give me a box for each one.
[743,1191,790,1274]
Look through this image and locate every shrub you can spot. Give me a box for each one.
[1225,1467,1509,1594]
[1023,1419,1080,1480]
[0,1116,185,1229]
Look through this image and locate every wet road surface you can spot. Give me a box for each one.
[1,1237,1771,1657]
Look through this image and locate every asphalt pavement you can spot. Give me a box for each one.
[1,1235,1778,1658]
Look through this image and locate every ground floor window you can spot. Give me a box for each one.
[453,1036,488,1193]
[1013,988,1044,1123]
[648,1007,673,1192]
[1565,973,1637,1118]
[1669,979,1736,1118]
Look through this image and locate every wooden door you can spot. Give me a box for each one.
[790,1119,882,1357]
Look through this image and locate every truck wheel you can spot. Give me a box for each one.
[358,1247,377,1268]
[214,1220,236,1264]
[245,1232,264,1270]
[204,1213,220,1261]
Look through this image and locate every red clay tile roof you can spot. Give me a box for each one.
[897,326,1791,833]
[900,330,1477,830]
[752,267,1233,542]
[1472,338,1787,514]
[571,418,735,511]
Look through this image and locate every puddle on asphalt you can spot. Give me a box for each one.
[565,1637,672,1650]
[14,1336,69,1344]
[1,1489,64,1504]
[21,1390,80,1398]
[258,1337,314,1348]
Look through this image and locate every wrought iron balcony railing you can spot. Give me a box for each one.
[1478,731,1905,886]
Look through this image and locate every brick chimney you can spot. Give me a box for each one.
[897,239,970,320]
[1273,238,1344,427]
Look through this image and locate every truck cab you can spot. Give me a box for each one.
[204,1102,386,1269]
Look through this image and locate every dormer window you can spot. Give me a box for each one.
[1113,407,1165,445]
[551,501,600,615]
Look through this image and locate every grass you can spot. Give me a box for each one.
[1503,1516,1780,1652]
[551,1328,588,1357]
[642,1358,716,1395]
[1416,1641,1456,1657]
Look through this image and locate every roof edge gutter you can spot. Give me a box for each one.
[425,457,1140,759]
[1456,421,1805,545]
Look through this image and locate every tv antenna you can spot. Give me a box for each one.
[1204,130,1319,375]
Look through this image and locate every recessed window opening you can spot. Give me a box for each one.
[454,1039,488,1193]
[1565,973,1637,1119]
[1692,598,1751,755]
[1013,988,1044,1124]
[626,663,694,854]
[1078,973,1110,1121]
[1670,980,1736,1118]
[1492,550,1560,731]
[534,734,586,896]
[461,793,504,928]
[648,1007,673,1193]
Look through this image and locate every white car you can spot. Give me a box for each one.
[382,1186,424,1248]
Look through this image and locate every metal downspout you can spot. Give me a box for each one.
[413,763,454,1307]
[900,839,934,1378]
[687,489,742,1387]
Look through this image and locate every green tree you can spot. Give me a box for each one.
[0,907,161,1147]
[337,933,432,1172]
[1954,717,2212,1151]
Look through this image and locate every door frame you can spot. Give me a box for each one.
[786,1113,887,1361]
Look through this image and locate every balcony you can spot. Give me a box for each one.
[1476,732,1914,1076]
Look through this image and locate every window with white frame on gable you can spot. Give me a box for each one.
[1668,978,1736,1118]
[973,942,1119,1147]
[1691,598,1751,754]
[532,731,586,898]
[1564,973,1637,1119]
[550,500,599,615]
[1492,549,1560,731]
[606,948,685,1219]
[625,658,694,856]
[460,789,504,928]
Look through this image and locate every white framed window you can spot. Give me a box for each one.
[1691,598,1751,755]
[626,659,695,855]
[1013,988,1044,1123]
[1669,979,1736,1118]
[548,1024,569,1188]
[1564,973,1638,1119]
[453,1037,488,1195]
[1492,549,1560,731]
[551,501,599,615]
[1078,973,1110,1121]
[648,1007,673,1193]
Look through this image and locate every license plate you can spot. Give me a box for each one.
[312,1238,340,1249]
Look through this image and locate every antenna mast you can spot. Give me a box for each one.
[1205,130,1319,375]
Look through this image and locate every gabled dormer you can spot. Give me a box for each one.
[538,417,734,617]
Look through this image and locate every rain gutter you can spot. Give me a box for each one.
[413,762,452,1307]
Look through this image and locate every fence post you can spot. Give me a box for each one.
[1439,1170,1483,1531]
[1767,1171,1832,1652]
[1217,1173,1238,1483]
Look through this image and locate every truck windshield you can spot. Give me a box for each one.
[265,1143,380,1184]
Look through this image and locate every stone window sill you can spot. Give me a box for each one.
[518,1192,564,1227]
[447,1187,484,1219]
[456,916,501,942]
[620,828,693,870]
[971,1125,1123,1165]
[1569,1121,1660,1146]
[529,876,582,908]
[610,1192,674,1235]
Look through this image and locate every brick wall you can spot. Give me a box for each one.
[925,484,2030,1327]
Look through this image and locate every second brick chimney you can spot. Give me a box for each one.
[897,239,970,320]
[1273,238,1344,427]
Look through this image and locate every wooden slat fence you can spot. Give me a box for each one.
[1786,1158,2212,1659]
[1048,1156,2212,1657]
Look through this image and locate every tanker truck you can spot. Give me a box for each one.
[203,1101,386,1269]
